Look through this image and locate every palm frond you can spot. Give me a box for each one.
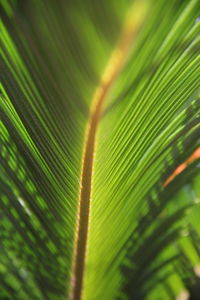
[0,0,200,299]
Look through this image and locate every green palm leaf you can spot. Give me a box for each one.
[0,0,200,299]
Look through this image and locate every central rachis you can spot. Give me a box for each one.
[70,2,150,299]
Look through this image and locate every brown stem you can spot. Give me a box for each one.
[70,2,150,299]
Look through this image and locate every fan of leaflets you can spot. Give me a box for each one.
[0,0,200,299]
